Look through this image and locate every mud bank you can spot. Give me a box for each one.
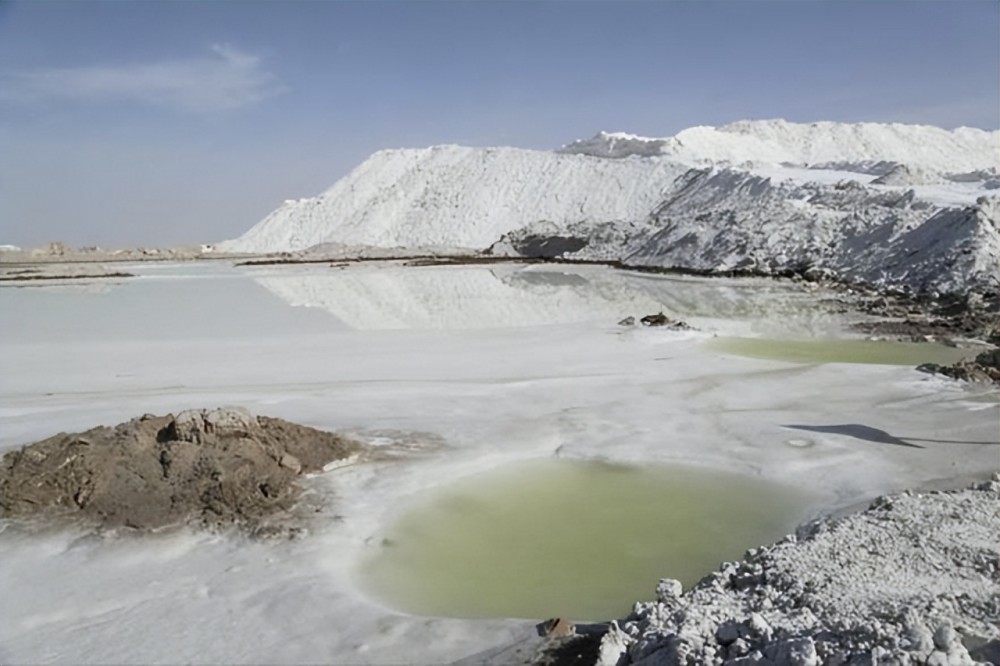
[579,479,1000,666]
[0,408,364,535]
[0,263,134,283]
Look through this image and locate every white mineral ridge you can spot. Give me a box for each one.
[221,120,999,296]
[561,119,999,173]
[623,170,1000,296]
[223,146,686,254]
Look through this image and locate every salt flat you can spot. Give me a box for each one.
[0,260,995,664]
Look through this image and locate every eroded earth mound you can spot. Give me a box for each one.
[0,407,363,534]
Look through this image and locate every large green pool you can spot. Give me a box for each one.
[357,459,814,621]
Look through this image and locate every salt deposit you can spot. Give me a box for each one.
[559,120,999,173]
[598,479,1000,666]
[221,120,999,300]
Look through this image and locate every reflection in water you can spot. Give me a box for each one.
[0,264,341,345]
[252,263,851,334]
[509,270,590,288]
[357,459,814,621]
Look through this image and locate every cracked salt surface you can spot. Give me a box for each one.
[0,261,996,664]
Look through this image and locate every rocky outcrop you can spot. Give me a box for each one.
[918,348,1000,385]
[0,408,364,535]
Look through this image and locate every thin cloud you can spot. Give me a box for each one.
[0,44,285,113]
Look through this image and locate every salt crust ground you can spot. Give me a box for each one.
[1,261,997,665]
[595,480,1000,666]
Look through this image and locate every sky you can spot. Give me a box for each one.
[0,0,998,248]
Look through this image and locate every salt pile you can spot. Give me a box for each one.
[222,120,999,299]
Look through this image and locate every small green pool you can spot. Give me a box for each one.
[356,459,814,621]
[706,337,975,366]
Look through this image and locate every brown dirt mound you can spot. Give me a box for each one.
[0,407,364,535]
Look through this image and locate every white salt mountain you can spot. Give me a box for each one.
[226,146,688,252]
[559,120,997,172]
[223,120,1000,297]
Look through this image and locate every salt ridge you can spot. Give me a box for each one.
[223,120,999,297]
[224,146,686,253]
[561,119,999,172]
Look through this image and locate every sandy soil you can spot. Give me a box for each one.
[0,407,364,536]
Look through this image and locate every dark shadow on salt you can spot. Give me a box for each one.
[783,424,924,448]
[905,436,999,445]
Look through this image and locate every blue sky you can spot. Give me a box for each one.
[1,0,997,247]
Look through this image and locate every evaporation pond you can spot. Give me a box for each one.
[357,459,814,621]
[706,337,975,366]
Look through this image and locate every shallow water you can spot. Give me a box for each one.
[357,459,814,621]
[706,337,975,366]
[0,262,341,344]
[0,261,851,339]
[251,262,851,334]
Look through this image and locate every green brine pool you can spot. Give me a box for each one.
[706,337,975,366]
[356,459,815,621]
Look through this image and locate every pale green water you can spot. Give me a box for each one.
[706,337,975,366]
[357,459,814,621]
